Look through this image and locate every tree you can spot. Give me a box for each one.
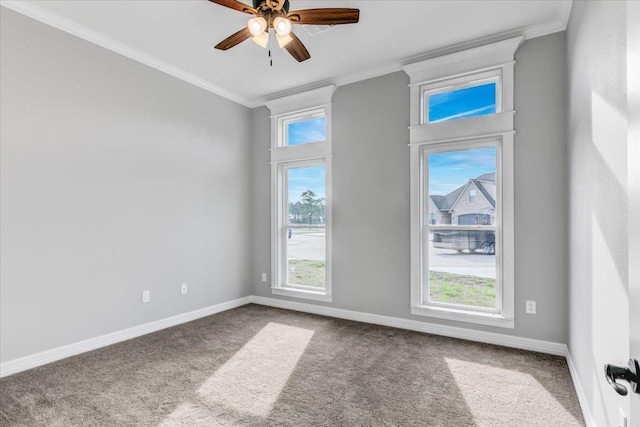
[288,201,302,223]
[299,190,325,224]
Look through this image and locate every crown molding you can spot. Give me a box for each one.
[403,36,524,85]
[2,0,573,109]
[522,0,573,40]
[265,85,336,115]
[0,0,254,108]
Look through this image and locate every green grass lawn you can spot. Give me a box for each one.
[429,271,495,308]
[285,262,494,307]
[288,259,325,288]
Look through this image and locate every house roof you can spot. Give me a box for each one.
[430,186,466,211]
[430,173,495,211]
[471,179,496,207]
[475,173,495,182]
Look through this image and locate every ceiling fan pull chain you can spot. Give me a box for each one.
[268,25,273,67]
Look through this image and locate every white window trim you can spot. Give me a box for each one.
[411,133,514,328]
[423,139,501,317]
[266,85,335,302]
[403,36,522,329]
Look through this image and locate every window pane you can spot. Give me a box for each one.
[286,165,326,288]
[287,117,326,146]
[427,147,497,309]
[428,83,496,123]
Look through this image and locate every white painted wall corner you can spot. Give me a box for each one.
[565,351,597,427]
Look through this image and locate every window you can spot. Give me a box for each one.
[427,79,498,123]
[283,163,327,290]
[279,109,326,146]
[404,36,521,328]
[469,188,477,202]
[266,86,335,302]
[425,143,499,311]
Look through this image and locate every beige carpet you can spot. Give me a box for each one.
[0,304,584,426]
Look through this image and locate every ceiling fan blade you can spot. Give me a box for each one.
[215,27,252,50]
[284,32,310,62]
[287,8,359,25]
[208,0,257,15]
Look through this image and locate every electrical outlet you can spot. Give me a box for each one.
[142,290,151,303]
[180,283,188,295]
[525,300,536,314]
[261,273,267,282]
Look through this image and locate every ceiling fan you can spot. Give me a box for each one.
[209,0,360,62]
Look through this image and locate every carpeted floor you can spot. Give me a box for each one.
[0,304,585,426]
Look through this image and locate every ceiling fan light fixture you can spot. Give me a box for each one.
[248,16,267,37]
[211,0,360,63]
[251,31,269,48]
[273,16,292,36]
[276,32,293,48]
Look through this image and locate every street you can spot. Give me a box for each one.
[287,228,495,279]
[428,245,495,279]
[287,228,326,261]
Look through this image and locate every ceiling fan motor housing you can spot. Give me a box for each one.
[252,0,290,13]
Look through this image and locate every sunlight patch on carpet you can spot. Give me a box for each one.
[444,358,583,427]
[158,402,223,427]
[196,322,315,417]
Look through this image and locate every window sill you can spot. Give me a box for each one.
[271,287,332,302]
[410,305,514,329]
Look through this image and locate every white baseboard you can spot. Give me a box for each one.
[250,297,596,424]
[249,296,568,356]
[0,296,252,378]
[0,293,567,371]
[565,351,597,427]
[0,292,592,426]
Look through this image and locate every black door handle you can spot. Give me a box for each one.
[604,359,639,396]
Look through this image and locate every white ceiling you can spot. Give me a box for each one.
[1,0,572,108]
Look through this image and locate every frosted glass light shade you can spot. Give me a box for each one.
[248,17,267,37]
[252,32,269,48]
[276,33,293,48]
[273,17,292,36]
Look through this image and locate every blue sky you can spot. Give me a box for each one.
[288,117,325,146]
[285,86,496,199]
[429,147,496,195]
[286,117,326,202]
[288,165,325,203]
[286,148,496,202]
[429,82,496,123]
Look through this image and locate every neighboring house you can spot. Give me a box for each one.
[429,173,496,225]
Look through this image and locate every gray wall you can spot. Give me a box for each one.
[1,5,572,366]
[0,9,253,363]
[566,2,629,426]
[252,33,569,343]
